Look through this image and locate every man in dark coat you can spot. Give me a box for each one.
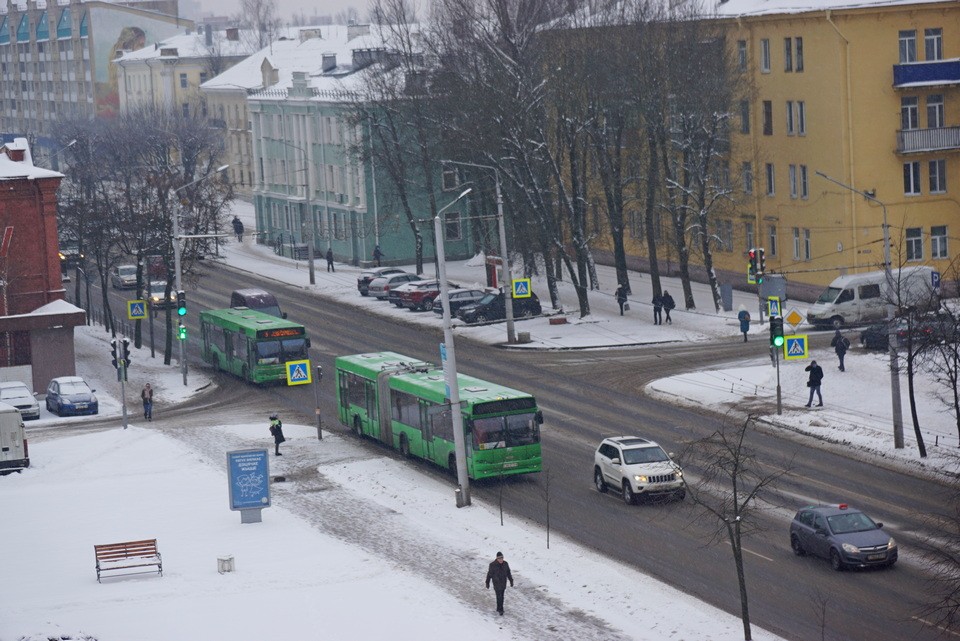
[325,248,335,272]
[804,360,824,407]
[269,414,286,455]
[652,294,664,325]
[830,329,850,372]
[373,245,384,267]
[615,284,627,316]
[662,290,676,324]
[232,216,244,242]
[485,551,514,615]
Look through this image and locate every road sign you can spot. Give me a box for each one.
[784,307,805,328]
[285,359,312,385]
[127,300,146,320]
[747,265,756,285]
[767,296,781,317]
[933,270,941,290]
[784,335,809,361]
[512,278,532,299]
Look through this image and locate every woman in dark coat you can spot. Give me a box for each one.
[269,414,286,455]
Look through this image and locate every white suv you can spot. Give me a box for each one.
[594,436,685,504]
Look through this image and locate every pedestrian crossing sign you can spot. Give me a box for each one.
[285,359,312,385]
[127,300,147,320]
[512,278,532,299]
[767,296,781,317]
[783,335,809,361]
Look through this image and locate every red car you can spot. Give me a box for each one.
[398,279,460,311]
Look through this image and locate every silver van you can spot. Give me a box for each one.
[807,266,937,328]
[230,289,286,319]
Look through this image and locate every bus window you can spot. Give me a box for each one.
[473,416,505,450]
[281,338,308,360]
[505,413,539,446]
[256,340,281,364]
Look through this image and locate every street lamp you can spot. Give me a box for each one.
[172,164,229,386]
[435,187,474,507]
[815,171,904,448]
[440,160,516,344]
[276,139,316,285]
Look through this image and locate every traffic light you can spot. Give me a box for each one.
[747,249,758,283]
[122,337,131,366]
[176,290,187,317]
[178,322,188,341]
[770,316,785,348]
[110,339,118,370]
[757,248,766,284]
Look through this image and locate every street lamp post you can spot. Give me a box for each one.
[440,160,516,343]
[815,171,904,448]
[278,139,316,285]
[172,164,229,386]
[435,187,474,507]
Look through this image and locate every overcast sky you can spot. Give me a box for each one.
[187,0,370,21]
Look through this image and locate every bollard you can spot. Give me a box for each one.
[217,555,235,574]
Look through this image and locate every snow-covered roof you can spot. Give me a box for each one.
[714,0,955,18]
[0,138,62,181]
[115,29,259,63]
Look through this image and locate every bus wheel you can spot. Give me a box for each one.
[400,435,411,458]
[448,454,457,475]
[352,416,363,438]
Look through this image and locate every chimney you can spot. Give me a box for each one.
[7,149,25,162]
[347,23,370,41]
[226,27,239,41]
[205,24,212,46]
[322,54,336,72]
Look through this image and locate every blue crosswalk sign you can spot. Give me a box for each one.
[285,359,312,385]
[512,278,531,299]
[127,300,146,320]
[783,335,808,361]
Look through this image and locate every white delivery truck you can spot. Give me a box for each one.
[0,401,29,473]
[807,266,938,328]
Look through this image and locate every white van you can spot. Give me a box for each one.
[0,401,29,474]
[807,266,937,328]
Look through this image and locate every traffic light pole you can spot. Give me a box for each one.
[775,345,782,416]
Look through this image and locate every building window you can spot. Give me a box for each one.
[803,229,811,260]
[199,72,207,84]
[795,37,804,71]
[444,211,462,241]
[906,227,923,260]
[927,94,944,128]
[742,161,753,194]
[762,100,772,135]
[800,165,808,199]
[925,28,942,61]
[792,227,800,259]
[929,159,946,193]
[931,225,947,259]
[181,103,189,117]
[901,97,919,130]
[179,73,187,88]
[784,37,793,71]
[797,101,806,135]
[765,163,775,196]
[745,222,754,251]
[899,30,917,63]
[760,39,770,73]
[441,167,459,191]
[788,165,798,199]
[768,225,778,256]
[740,100,750,134]
[904,161,921,195]
[716,219,733,250]
[737,40,747,71]
[786,101,795,135]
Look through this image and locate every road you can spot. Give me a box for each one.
[87,262,956,641]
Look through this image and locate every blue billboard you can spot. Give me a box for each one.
[227,449,271,511]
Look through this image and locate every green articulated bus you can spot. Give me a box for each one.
[199,308,310,384]
[335,351,543,479]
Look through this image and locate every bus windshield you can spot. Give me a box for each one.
[472,413,539,449]
[256,337,308,364]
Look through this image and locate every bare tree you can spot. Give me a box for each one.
[917,484,960,634]
[236,0,282,50]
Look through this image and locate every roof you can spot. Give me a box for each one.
[0,138,62,181]
[798,504,861,516]
[607,436,657,448]
[714,0,955,18]
[115,29,259,63]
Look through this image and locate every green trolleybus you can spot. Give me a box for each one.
[335,351,543,479]
[200,308,310,384]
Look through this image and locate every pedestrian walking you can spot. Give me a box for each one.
[485,551,514,616]
[232,216,244,243]
[615,284,628,316]
[662,290,676,324]
[804,360,824,407]
[652,294,664,325]
[269,414,286,455]
[830,329,850,372]
[140,383,153,421]
[737,305,751,342]
[373,245,384,267]
[325,247,335,272]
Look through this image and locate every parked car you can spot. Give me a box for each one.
[45,376,98,416]
[0,381,40,420]
[859,315,954,351]
[399,279,461,311]
[110,264,138,289]
[432,288,490,316]
[790,503,897,571]
[368,272,422,300]
[457,291,542,324]
[593,436,685,504]
[388,279,424,308]
[147,281,176,310]
[358,266,406,296]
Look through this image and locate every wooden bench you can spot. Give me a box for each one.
[94,539,162,583]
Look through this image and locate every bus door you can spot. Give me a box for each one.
[421,403,437,460]
[375,370,394,444]
[365,380,378,434]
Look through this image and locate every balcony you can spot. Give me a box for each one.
[896,126,960,154]
[893,58,960,88]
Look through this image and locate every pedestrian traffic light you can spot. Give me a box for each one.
[178,322,187,341]
[122,337,131,365]
[109,339,118,370]
[770,316,785,348]
[176,290,187,317]
[756,248,766,284]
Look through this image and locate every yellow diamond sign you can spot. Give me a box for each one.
[784,308,805,328]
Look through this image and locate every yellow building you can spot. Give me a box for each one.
[718,0,959,298]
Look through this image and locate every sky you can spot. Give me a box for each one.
[190,0,369,22]
[3,199,957,640]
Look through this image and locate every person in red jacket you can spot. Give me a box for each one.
[485,551,514,615]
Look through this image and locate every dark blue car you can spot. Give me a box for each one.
[790,504,897,571]
[45,376,99,416]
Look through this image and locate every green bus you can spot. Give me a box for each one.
[335,351,543,479]
[199,307,310,384]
